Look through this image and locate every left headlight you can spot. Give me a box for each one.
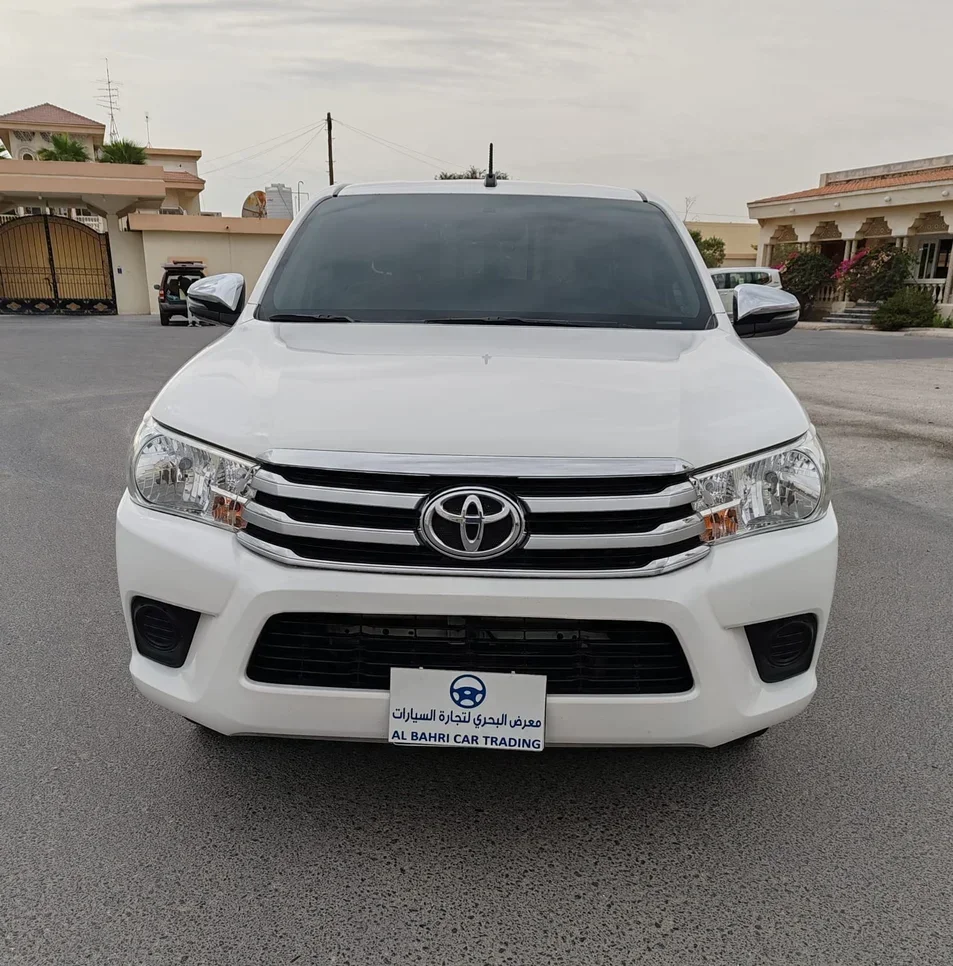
[128,415,258,530]
[692,427,830,544]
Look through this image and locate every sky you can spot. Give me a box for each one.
[5,0,953,218]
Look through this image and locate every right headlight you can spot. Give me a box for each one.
[128,415,257,530]
[691,427,830,544]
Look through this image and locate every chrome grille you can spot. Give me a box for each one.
[237,452,709,577]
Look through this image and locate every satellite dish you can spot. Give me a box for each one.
[242,190,267,219]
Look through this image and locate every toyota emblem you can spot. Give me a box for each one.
[419,487,525,560]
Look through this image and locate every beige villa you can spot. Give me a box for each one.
[748,154,953,317]
[0,102,288,316]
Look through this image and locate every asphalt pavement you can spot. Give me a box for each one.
[2,317,952,966]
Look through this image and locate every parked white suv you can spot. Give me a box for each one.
[710,266,784,314]
[116,179,836,750]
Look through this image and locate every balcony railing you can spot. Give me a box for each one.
[75,214,107,230]
[908,279,947,303]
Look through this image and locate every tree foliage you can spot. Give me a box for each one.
[100,139,148,164]
[436,166,510,180]
[839,246,914,303]
[0,140,10,159]
[688,228,726,268]
[777,250,835,315]
[37,134,90,162]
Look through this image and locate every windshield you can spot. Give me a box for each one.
[258,194,709,328]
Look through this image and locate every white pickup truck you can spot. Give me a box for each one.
[116,178,836,749]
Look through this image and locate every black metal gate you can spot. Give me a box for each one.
[0,213,117,315]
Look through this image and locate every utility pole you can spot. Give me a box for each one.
[144,111,152,147]
[326,112,334,185]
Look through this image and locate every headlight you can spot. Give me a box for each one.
[691,428,830,543]
[128,415,257,530]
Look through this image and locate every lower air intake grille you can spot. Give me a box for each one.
[246,613,693,695]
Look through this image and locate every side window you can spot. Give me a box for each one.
[727,271,746,288]
[752,271,771,285]
[711,273,727,290]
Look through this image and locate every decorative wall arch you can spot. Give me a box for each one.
[909,211,950,235]
[770,224,798,243]
[856,216,892,238]
[810,221,842,241]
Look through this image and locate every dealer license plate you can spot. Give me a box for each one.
[388,667,547,751]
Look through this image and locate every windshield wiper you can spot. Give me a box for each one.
[266,313,362,323]
[420,317,612,328]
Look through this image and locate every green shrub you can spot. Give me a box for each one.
[872,286,943,330]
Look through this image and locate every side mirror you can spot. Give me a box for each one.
[732,284,800,339]
[186,273,245,327]
[153,283,160,290]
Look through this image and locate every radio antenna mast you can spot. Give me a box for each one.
[97,59,121,142]
[484,143,497,188]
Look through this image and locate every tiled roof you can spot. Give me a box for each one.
[162,170,206,186]
[751,165,953,205]
[0,102,104,128]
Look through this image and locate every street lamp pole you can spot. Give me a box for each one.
[296,180,305,216]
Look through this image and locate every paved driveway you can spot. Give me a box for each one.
[2,319,951,965]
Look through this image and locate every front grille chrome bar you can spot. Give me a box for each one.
[242,503,420,545]
[252,470,424,509]
[522,482,697,513]
[524,515,705,550]
[237,531,711,579]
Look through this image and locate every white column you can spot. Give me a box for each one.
[104,212,150,314]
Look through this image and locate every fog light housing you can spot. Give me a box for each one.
[745,614,818,683]
[131,596,200,668]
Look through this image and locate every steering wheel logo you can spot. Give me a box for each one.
[450,674,487,709]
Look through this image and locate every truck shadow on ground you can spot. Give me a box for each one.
[179,729,786,864]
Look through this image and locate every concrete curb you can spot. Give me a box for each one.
[798,321,953,338]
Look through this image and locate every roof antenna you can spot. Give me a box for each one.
[484,143,497,188]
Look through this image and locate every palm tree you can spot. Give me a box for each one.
[0,141,10,159]
[100,139,148,165]
[37,134,90,162]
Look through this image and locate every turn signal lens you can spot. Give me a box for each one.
[701,505,739,542]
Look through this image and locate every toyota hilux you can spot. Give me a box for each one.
[116,178,836,749]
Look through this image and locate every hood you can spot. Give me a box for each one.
[150,320,808,468]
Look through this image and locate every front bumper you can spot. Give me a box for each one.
[116,494,838,747]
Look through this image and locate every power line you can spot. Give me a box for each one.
[258,127,325,181]
[203,120,324,164]
[333,118,464,171]
[217,124,326,181]
[203,122,326,174]
[688,211,754,220]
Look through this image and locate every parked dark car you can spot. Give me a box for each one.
[155,262,206,325]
